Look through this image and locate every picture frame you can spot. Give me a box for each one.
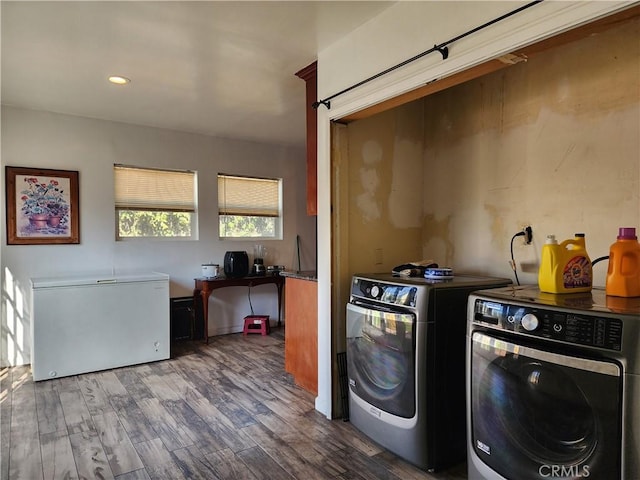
[5,166,80,245]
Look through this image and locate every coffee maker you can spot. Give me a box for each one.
[253,244,266,276]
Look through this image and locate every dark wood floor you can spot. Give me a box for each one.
[0,327,467,480]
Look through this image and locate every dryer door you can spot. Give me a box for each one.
[469,331,622,480]
[346,302,416,418]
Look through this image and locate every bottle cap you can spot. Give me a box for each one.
[575,233,585,238]
[618,227,637,240]
[545,235,557,244]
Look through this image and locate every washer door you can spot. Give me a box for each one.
[346,302,415,417]
[470,332,622,479]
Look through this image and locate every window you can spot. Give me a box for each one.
[218,174,282,239]
[114,165,197,239]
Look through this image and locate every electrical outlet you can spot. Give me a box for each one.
[523,226,533,244]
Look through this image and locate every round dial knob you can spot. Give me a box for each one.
[521,313,540,332]
[370,285,381,298]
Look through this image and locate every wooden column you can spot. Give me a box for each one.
[284,277,318,394]
[295,61,317,216]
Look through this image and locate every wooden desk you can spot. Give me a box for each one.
[194,275,285,343]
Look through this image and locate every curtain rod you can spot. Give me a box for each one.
[312,0,543,110]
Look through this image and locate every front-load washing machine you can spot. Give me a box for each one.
[346,273,511,472]
[466,285,640,479]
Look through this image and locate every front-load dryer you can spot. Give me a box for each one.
[347,273,511,472]
[466,285,640,480]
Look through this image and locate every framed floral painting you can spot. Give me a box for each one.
[5,166,80,244]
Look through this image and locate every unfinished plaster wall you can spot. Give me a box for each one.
[344,101,424,274]
[341,18,639,287]
[421,18,639,287]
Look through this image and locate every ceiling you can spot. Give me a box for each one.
[1,1,394,147]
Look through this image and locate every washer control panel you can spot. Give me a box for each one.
[351,278,417,307]
[473,299,623,351]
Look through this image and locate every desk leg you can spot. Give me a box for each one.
[195,289,211,344]
[276,282,284,327]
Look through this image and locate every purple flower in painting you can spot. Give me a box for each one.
[20,177,68,218]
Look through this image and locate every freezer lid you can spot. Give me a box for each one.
[31,271,169,289]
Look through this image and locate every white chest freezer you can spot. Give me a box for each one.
[30,272,170,381]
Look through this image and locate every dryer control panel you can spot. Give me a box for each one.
[351,278,417,307]
[473,299,623,351]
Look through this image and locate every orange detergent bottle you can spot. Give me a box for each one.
[606,227,640,298]
[539,233,592,294]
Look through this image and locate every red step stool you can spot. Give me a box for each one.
[243,315,270,336]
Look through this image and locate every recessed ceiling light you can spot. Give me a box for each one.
[108,76,130,85]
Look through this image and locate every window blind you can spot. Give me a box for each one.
[115,165,195,212]
[218,174,280,217]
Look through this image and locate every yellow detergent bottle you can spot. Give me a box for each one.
[606,227,640,297]
[538,233,592,294]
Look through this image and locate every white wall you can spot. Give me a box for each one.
[315,1,637,417]
[1,106,316,367]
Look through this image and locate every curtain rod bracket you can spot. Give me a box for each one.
[435,45,449,60]
[312,100,331,110]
